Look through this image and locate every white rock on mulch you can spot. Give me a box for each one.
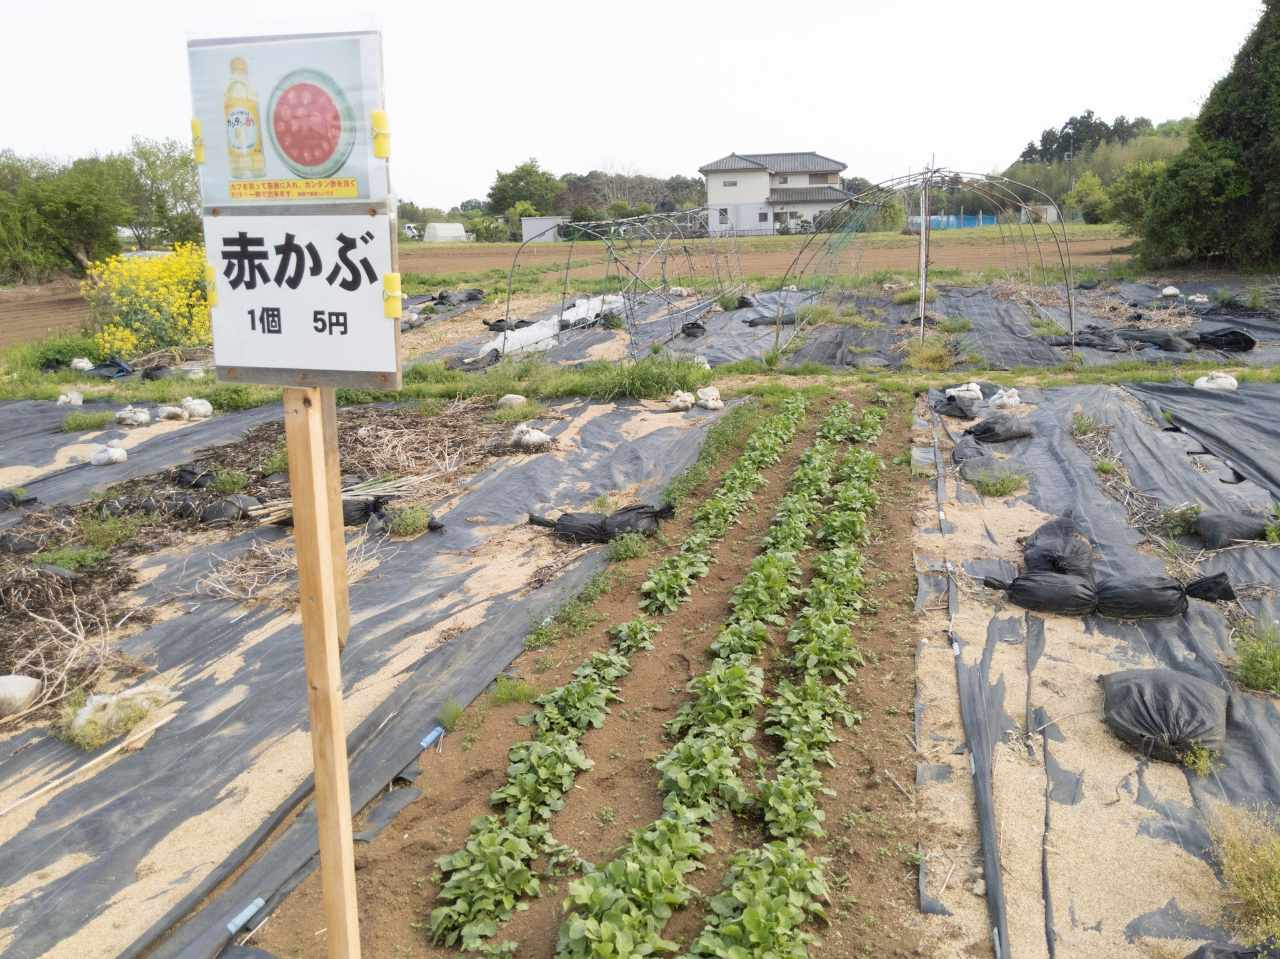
[156,405,188,421]
[945,382,984,404]
[57,391,84,406]
[1187,293,1210,305]
[90,445,128,466]
[0,675,40,717]
[510,423,553,450]
[70,357,94,372]
[696,386,724,410]
[990,388,1021,409]
[668,390,695,412]
[181,397,213,419]
[1161,285,1181,297]
[1194,371,1238,392]
[497,394,527,408]
[692,355,711,371]
[114,406,151,427]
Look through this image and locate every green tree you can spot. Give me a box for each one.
[397,199,427,223]
[120,137,200,248]
[505,199,538,239]
[1107,160,1167,236]
[486,159,563,215]
[1129,3,1279,263]
[466,214,508,242]
[1065,170,1112,223]
[26,163,129,272]
[0,191,60,283]
[1141,139,1249,262]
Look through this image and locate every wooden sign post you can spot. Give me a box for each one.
[189,29,399,958]
[284,385,359,956]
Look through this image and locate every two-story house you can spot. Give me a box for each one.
[698,152,850,234]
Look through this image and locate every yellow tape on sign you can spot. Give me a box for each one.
[383,272,402,319]
[205,264,217,306]
[191,118,205,165]
[371,110,390,159]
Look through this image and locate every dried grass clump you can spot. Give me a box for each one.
[1213,805,1280,945]
[0,559,140,724]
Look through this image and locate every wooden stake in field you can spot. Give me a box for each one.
[190,32,400,956]
[283,386,360,958]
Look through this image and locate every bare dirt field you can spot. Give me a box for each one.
[0,280,91,350]
[398,234,1130,282]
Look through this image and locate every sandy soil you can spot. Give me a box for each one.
[909,398,1224,959]
[399,293,562,362]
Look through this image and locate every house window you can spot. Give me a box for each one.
[718,208,729,225]
[758,211,769,223]
[808,173,832,185]
[722,179,737,187]
[778,175,788,184]
[790,211,802,220]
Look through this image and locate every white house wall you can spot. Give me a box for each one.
[706,170,767,233]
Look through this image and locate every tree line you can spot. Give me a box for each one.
[1012,2,1280,266]
[1000,113,1193,213]
[398,160,706,241]
[0,139,198,284]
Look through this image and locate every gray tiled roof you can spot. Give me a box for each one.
[767,186,851,204]
[699,152,847,174]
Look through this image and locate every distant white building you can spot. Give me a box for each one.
[521,216,567,243]
[1020,204,1060,224]
[699,152,850,234]
[422,222,468,242]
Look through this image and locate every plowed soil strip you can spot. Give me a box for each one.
[258,395,832,957]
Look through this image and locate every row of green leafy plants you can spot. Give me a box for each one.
[554,403,885,959]
[640,396,809,614]
[684,423,884,959]
[428,395,812,952]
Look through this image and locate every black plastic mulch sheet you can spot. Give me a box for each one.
[0,404,282,529]
[929,384,1280,955]
[936,288,1065,369]
[654,290,817,367]
[1126,382,1280,502]
[0,401,725,959]
[1020,386,1280,804]
[1070,281,1280,367]
[0,399,116,476]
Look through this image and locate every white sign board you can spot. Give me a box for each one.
[189,30,400,388]
[204,213,397,384]
[188,31,388,207]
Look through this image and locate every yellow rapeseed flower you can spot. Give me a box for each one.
[82,243,211,358]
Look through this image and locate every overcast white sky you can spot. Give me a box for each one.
[2,1,1264,209]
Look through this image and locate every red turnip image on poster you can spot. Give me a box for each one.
[267,68,356,178]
